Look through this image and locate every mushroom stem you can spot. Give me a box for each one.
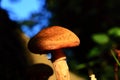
[89,74,97,80]
[51,49,70,80]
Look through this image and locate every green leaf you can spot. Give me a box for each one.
[76,64,86,70]
[87,47,101,58]
[92,34,109,45]
[108,27,120,37]
[88,61,96,67]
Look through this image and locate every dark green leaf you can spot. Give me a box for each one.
[108,27,120,37]
[92,34,110,45]
[87,47,101,58]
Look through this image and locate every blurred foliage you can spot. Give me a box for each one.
[108,27,120,37]
[92,33,110,45]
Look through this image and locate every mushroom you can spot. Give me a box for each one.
[26,64,53,80]
[28,26,80,80]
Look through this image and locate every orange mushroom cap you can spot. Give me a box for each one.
[28,26,80,53]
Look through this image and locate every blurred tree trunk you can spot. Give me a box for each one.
[0,8,28,80]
